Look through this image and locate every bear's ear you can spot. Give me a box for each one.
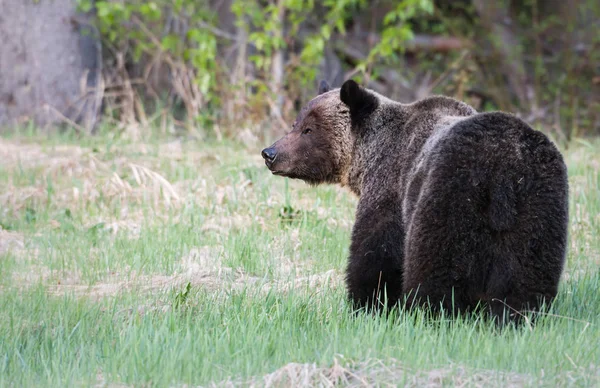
[318,80,331,95]
[340,79,378,122]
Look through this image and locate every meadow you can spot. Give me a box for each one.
[0,128,598,387]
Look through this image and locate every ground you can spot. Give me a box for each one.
[0,128,598,387]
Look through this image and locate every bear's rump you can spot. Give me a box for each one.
[401,118,568,313]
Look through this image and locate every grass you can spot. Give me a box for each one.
[0,128,599,387]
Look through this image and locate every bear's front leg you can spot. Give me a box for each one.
[345,200,404,312]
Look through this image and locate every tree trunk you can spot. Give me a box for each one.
[0,0,101,132]
[269,0,285,121]
[472,0,532,111]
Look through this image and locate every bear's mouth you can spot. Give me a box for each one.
[264,153,294,178]
[266,164,288,177]
[264,159,277,171]
[268,166,286,176]
[264,154,286,175]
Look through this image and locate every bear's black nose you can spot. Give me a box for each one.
[261,147,276,162]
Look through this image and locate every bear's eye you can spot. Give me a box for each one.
[302,128,313,135]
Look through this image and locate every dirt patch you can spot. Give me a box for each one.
[11,264,54,285]
[215,358,534,387]
[94,371,131,388]
[8,243,343,302]
[33,246,287,300]
[39,246,230,300]
[200,214,256,234]
[46,274,187,301]
[0,139,87,170]
[0,227,25,256]
[265,269,343,295]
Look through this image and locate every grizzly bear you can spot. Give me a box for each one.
[261,79,569,322]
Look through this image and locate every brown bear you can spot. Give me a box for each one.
[261,79,569,322]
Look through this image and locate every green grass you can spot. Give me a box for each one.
[0,130,599,387]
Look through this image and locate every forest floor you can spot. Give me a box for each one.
[0,128,598,387]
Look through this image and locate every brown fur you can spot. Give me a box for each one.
[262,80,569,323]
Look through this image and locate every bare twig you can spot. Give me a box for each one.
[42,104,86,133]
[423,50,470,95]
[70,16,104,133]
[490,298,533,331]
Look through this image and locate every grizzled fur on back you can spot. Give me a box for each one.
[261,80,569,323]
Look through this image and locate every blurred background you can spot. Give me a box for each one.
[0,0,598,142]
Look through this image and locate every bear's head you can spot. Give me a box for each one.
[261,79,380,185]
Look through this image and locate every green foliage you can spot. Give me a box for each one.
[74,0,596,137]
[376,0,433,57]
[359,0,433,76]
[173,282,192,308]
[77,0,433,124]
[78,0,217,97]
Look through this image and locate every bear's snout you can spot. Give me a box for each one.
[261,147,277,167]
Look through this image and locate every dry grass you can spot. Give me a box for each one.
[8,239,343,302]
[217,358,535,388]
[1,136,597,296]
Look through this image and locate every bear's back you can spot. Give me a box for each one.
[384,96,477,199]
[402,110,567,231]
[407,95,477,118]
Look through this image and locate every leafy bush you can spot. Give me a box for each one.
[77,0,599,139]
[76,0,433,134]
